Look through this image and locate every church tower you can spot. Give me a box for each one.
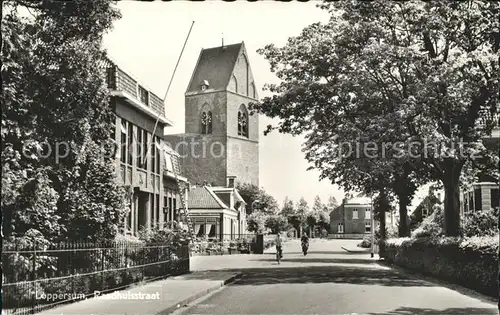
[166,42,259,187]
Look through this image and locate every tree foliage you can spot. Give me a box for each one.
[2,1,127,243]
[253,1,500,237]
[236,182,279,215]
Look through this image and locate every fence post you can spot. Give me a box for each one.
[101,243,105,291]
[32,239,37,315]
[72,243,76,296]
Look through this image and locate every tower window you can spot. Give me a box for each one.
[200,80,210,92]
[201,110,212,134]
[238,104,248,138]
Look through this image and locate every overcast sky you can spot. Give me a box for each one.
[103,1,430,209]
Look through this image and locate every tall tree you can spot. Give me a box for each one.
[236,183,279,215]
[2,1,128,242]
[253,1,499,237]
[326,196,339,211]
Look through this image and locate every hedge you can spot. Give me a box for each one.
[382,235,499,297]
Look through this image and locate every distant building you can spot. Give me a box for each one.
[460,182,499,216]
[103,57,188,235]
[409,189,442,231]
[459,112,499,215]
[164,42,259,189]
[329,197,377,236]
[188,184,247,240]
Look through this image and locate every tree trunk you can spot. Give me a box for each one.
[397,198,409,237]
[442,160,462,236]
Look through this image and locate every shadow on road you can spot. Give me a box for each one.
[251,257,376,264]
[366,306,498,315]
[262,251,367,255]
[184,266,434,287]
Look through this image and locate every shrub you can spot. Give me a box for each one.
[411,204,445,238]
[357,235,372,248]
[382,234,498,297]
[461,208,499,237]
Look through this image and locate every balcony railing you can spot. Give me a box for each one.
[104,60,165,118]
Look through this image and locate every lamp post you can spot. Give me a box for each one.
[354,170,375,258]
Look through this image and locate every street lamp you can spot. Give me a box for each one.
[354,169,375,258]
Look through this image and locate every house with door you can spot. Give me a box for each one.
[188,183,247,241]
[459,112,500,215]
[329,197,376,237]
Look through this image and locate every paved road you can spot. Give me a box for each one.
[183,239,498,315]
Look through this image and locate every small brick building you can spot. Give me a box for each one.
[329,197,378,236]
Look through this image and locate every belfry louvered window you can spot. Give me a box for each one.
[201,110,212,134]
[238,104,248,137]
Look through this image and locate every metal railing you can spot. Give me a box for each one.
[2,240,189,315]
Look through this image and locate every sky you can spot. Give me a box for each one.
[103,1,431,210]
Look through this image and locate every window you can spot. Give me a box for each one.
[155,138,161,174]
[168,197,173,221]
[238,104,248,137]
[173,198,177,221]
[127,121,133,165]
[422,207,428,218]
[136,128,142,168]
[474,188,482,211]
[352,208,358,219]
[151,136,156,174]
[150,193,155,228]
[365,209,371,219]
[138,85,149,105]
[365,222,371,233]
[201,110,213,134]
[491,189,499,209]
[120,120,127,164]
[163,196,170,222]
[468,192,474,211]
[165,152,173,172]
[337,222,344,233]
[155,194,160,227]
[142,131,149,170]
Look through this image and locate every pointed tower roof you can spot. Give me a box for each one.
[186,42,244,94]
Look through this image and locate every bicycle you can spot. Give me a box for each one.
[276,246,282,264]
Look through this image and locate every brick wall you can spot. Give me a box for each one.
[164,134,227,186]
[185,93,227,136]
[226,137,259,187]
[330,204,372,234]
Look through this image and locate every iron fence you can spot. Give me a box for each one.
[2,240,190,315]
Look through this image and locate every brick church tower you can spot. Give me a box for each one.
[165,42,259,187]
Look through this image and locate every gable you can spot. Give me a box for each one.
[186,43,242,94]
[227,43,258,99]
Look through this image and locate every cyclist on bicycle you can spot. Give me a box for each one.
[275,233,283,259]
[301,233,309,255]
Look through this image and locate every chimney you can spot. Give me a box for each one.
[227,176,236,188]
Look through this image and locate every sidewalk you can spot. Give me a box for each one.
[36,271,241,315]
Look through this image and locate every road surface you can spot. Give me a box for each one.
[182,239,498,315]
